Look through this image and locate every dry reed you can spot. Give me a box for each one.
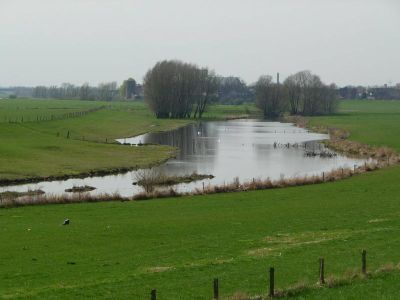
[0,192,125,208]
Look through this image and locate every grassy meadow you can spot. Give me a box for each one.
[0,99,400,299]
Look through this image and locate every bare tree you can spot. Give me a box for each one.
[98,82,117,101]
[255,75,284,118]
[144,60,218,119]
[282,70,338,116]
[79,83,90,100]
[283,74,301,114]
[194,69,219,118]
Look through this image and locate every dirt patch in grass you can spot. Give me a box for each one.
[147,266,174,273]
[248,227,396,257]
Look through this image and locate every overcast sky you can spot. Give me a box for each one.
[1,0,399,87]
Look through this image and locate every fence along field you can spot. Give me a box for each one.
[0,98,106,123]
[149,249,398,299]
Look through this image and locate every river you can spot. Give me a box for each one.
[0,119,365,197]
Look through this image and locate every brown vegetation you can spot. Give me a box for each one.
[0,192,124,208]
[134,169,214,192]
[0,189,45,200]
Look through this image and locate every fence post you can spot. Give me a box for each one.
[213,278,219,300]
[269,267,275,297]
[151,289,156,300]
[319,258,325,284]
[322,172,325,182]
[362,250,367,275]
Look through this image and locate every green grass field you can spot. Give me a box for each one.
[0,100,400,299]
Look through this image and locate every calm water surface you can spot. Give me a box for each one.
[1,120,364,197]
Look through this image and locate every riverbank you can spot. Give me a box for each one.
[287,115,400,164]
[1,116,363,207]
[0,100,256,184]
[0,149,176,187]
[3,101,397,207]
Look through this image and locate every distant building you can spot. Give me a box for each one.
[339,85,400,100]
[125,78,137,99]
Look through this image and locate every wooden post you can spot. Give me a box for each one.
[362,250,367,275]
[213,278,219,300]
[269,267,275,297]
[151,289,156,300]
[202,182,205,192]
[319,258,325,284]
[341,168,344,176]
[354,164,356,173]
[322,172,325,182]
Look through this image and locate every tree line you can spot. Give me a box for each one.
[32,82,119,101]
[255,71,338,118]
[143,60,218,119]
[144,61,338,119]
[27,60,338,118]
[31,80,144,101]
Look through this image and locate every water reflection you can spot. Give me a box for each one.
[1,120,365,197]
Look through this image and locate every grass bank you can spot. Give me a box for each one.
[0,100,400,299]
